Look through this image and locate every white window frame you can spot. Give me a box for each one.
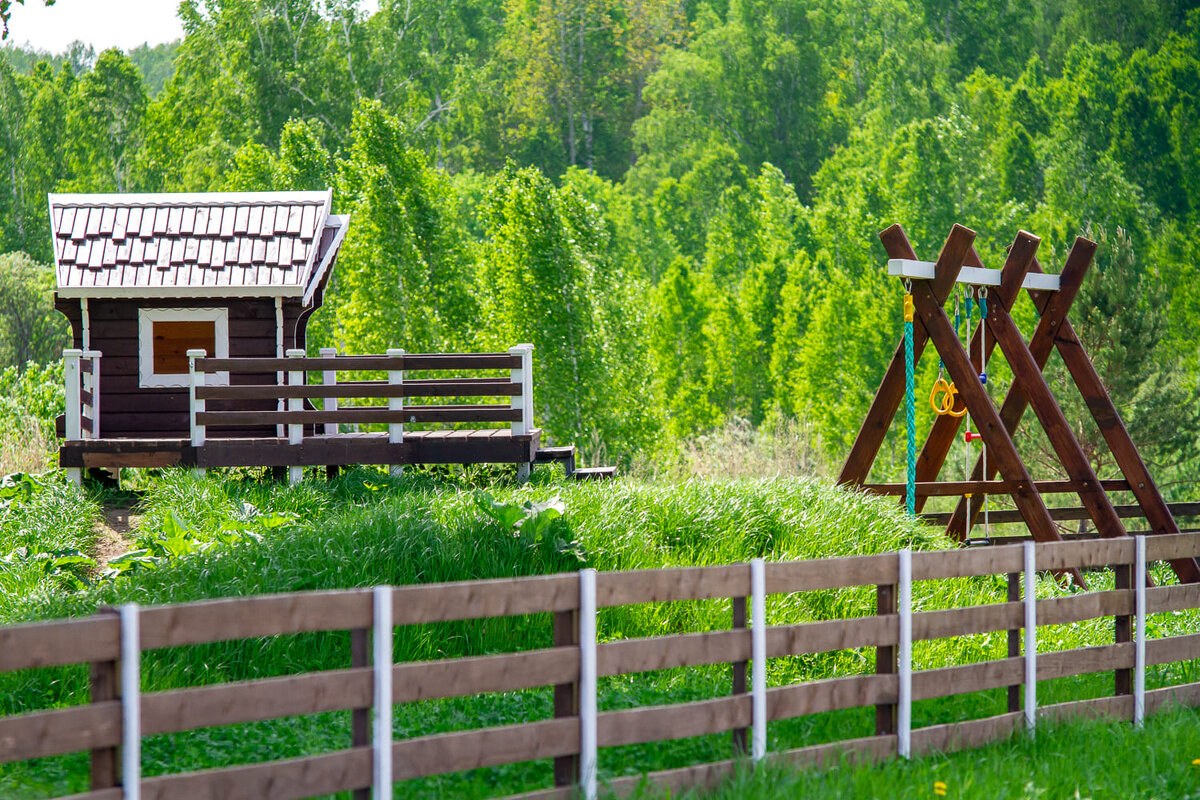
[138,307,230,388]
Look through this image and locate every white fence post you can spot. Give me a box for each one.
[119,603,141,800]
[374,586,393,799]
[84,350,102,440]
[319,347,338,436]
[286,349,306,484]
[1024,541,1038,734]
[386,348,405,478]
[750,558,767,762]
[509,344,534,482]
[63,349,83,485]
[1134,535,1146,728]
[897,548,912,759]
[579,568,598,800]
[187,349,207,479]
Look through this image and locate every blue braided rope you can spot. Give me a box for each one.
[905,315,916,516]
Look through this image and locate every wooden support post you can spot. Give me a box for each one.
[875,582,897,735]
[351,627,370,800]
[1006,572,1021,714]
[90,607,120,791]
[286,349,305,485]
[912,232,1041,512]
[909,278,1063,546]
[839,224,976,486]
[187,349,207,479]
[1114,562,1132,697]
[731,595,748,755]
[983,272,1128,541]
[387,348,404,478]
[1052,319,1200,583]
[553,609,580,786]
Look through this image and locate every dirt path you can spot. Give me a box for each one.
[91,502,141,573]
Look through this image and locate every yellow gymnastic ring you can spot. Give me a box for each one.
[930,378,968,418]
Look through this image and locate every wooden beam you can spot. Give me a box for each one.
[913,232,1041,512]
[945,239,1093,540]
[983,278,1128,541]
[839,224,977,485]
[1052,318,1200,583]
[909,274,1061,545]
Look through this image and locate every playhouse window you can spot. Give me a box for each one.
[138,307,229,388]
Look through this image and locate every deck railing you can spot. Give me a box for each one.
[2,534,1199,799]
[62,348,102,484]
[186,344,535,481]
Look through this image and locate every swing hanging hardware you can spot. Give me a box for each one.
[964,430,983,443]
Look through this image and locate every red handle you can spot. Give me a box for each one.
[964,430,983,443]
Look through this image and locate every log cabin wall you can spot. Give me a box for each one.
[57,296,284,439]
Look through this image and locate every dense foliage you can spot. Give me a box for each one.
[1,0,1199,485]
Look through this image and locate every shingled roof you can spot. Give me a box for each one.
[48,190,349,299]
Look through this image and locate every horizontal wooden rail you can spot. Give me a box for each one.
[862,479,1131,496]
[921,502,1200,527]
[391,718,579,781]
[0,615,119,671]
[196,353,521,373]
[140,747,372,800]
[196,405,522,427]
[392,648,579,701]
[597,694,750,748]
[768,673,895,719]
[0,701,121,763]
[141,667,373,736]
[197,378,522,402]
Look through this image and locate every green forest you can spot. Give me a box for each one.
[2,0,1199,488]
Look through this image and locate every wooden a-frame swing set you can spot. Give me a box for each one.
[838,222,1200,587]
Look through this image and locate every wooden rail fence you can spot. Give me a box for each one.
[3,534,1200,800]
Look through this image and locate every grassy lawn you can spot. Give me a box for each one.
[0,466,1197,798]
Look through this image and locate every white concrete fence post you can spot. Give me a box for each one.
[579,568,598,800]
[750,558,767,762]
[119,603,141,800]
[286,349,306,484]
[63,349,83,485]
[386,349,405,478]
[509,343,534,482]
[374,585,394,800]
[1134,535,1147,728]
[1024,541,1038,734]
[319,347,338,436]
[187,349,207,479]
[897,548,913,759]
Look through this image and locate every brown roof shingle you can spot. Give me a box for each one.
[49,190,346,298]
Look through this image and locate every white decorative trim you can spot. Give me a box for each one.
[49,189,331,207]
[138,307,229,388]
[302,214,351,306]
[57,285,305,300]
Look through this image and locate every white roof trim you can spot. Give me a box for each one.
[303,214,351,306]
[49,189,333,208]
[56,284,305,300]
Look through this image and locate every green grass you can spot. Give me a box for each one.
[633,704,1200,799]
[0,466,1197,799]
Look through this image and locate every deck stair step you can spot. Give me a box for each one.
[571,466,617,481]
[535,446,576,476]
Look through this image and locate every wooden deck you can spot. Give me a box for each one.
[61,429,541,470]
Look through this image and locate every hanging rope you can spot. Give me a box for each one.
[904,289,916,517]
[980,289,989,538]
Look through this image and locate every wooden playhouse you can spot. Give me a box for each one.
[50,190,592,481]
